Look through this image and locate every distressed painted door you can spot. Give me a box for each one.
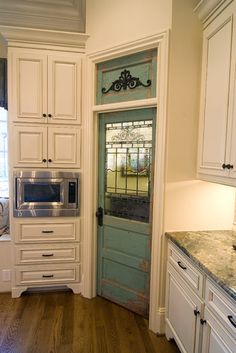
[97,108,156,317]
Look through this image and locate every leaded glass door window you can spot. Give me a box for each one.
[105,119,153,223]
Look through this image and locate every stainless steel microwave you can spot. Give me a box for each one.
[13,171,80,217]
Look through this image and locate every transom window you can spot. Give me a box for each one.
[0,107,8,197]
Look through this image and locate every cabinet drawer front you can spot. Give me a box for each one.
[205,279,236,339]
[15,244,80,264]
[14,219,80,243]
[168,243,203,296]
[15,264,80,285]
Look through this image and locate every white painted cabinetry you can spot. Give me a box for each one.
[165,243,203,353]
[4,28,87,298]
[197,1,236,186]
[12,124,81,168]
[166,241,236,353]
[10,49,81,125]
[11,217,81,298]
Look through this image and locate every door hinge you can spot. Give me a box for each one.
[96,207,103,226]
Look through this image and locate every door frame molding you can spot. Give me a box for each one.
[82,32,169,333]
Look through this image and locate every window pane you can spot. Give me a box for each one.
[0,107,9,197]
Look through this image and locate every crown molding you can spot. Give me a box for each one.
[0,26,89,52]
[0,0,86,33]
[194,0,233,23]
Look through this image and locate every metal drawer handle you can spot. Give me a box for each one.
[42,253,54,257]
[42,274,54,278]
[42,230,54,234]
[177,261,187,270]
[228,315,236,328]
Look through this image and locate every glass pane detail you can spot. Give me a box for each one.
[105,120,153,223]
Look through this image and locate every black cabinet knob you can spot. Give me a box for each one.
[42,113,47,117]
[222,163,234,169]
[42,159,47,163]
[48,114,52,118]
[48,159,52,163]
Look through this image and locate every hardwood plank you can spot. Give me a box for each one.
[0,292,180,353]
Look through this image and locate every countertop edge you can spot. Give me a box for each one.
[165,232,236,302]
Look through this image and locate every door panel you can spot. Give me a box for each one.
[12,51,47,122]
[48,54,81,124]
[97,108,155,317]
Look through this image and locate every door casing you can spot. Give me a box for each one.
[82,32,170,334]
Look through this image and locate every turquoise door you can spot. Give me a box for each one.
[97,108,156,317]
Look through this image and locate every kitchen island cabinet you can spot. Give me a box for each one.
[165,231,236,353]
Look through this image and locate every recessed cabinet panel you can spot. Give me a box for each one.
[48,56,81,124]
[202,308,235,353]
[198,3,236,185]
[201,19,232,171]
[12,52,47,122]
[167,265,201,353]
[13,125,47,167]
[48,127,80,168]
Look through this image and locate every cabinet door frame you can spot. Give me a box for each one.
[197,3,236,183]
[47,53,81,125]
[10,49,48,123]
[165,263,203,353]
[12,124,48,168]
[47,126,81,168]
[202,308,235,353]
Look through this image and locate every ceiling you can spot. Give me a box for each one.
[0,0,86,33]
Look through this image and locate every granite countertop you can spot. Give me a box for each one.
[165,230,236,302]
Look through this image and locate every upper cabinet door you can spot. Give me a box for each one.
[47,55,81,125]
[197,3,236,185]
[96,49,157,105]
[47,126,81,168]
[11,51,47,123]
[12,125,47,168]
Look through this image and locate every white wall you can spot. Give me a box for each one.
[86,0,172,53]
[164,0,236,231]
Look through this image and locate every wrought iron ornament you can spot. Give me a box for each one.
[102,69,152,94]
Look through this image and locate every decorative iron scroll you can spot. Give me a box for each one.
[102,69,151,94]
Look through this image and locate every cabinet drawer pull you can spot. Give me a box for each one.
[42,253,54,257]
[228,315,236,328]
[41,230,54,234]
[42,274,54,278]
[177,261,187,270]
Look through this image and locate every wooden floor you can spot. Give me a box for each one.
[0,291,180,353]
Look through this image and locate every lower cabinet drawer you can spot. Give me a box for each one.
[205,279,236,339]
[15,244,80,264]
[168,242,204,296]
[15,264,80,286]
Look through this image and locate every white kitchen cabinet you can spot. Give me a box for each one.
[12,124,81,168]
[10,49,81,125]
[166,243,203,353]
[166,264,203,353]
[197,1,236,186]
[11,217,81,298]
[201,308,235,353]
[166,240,236,353]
